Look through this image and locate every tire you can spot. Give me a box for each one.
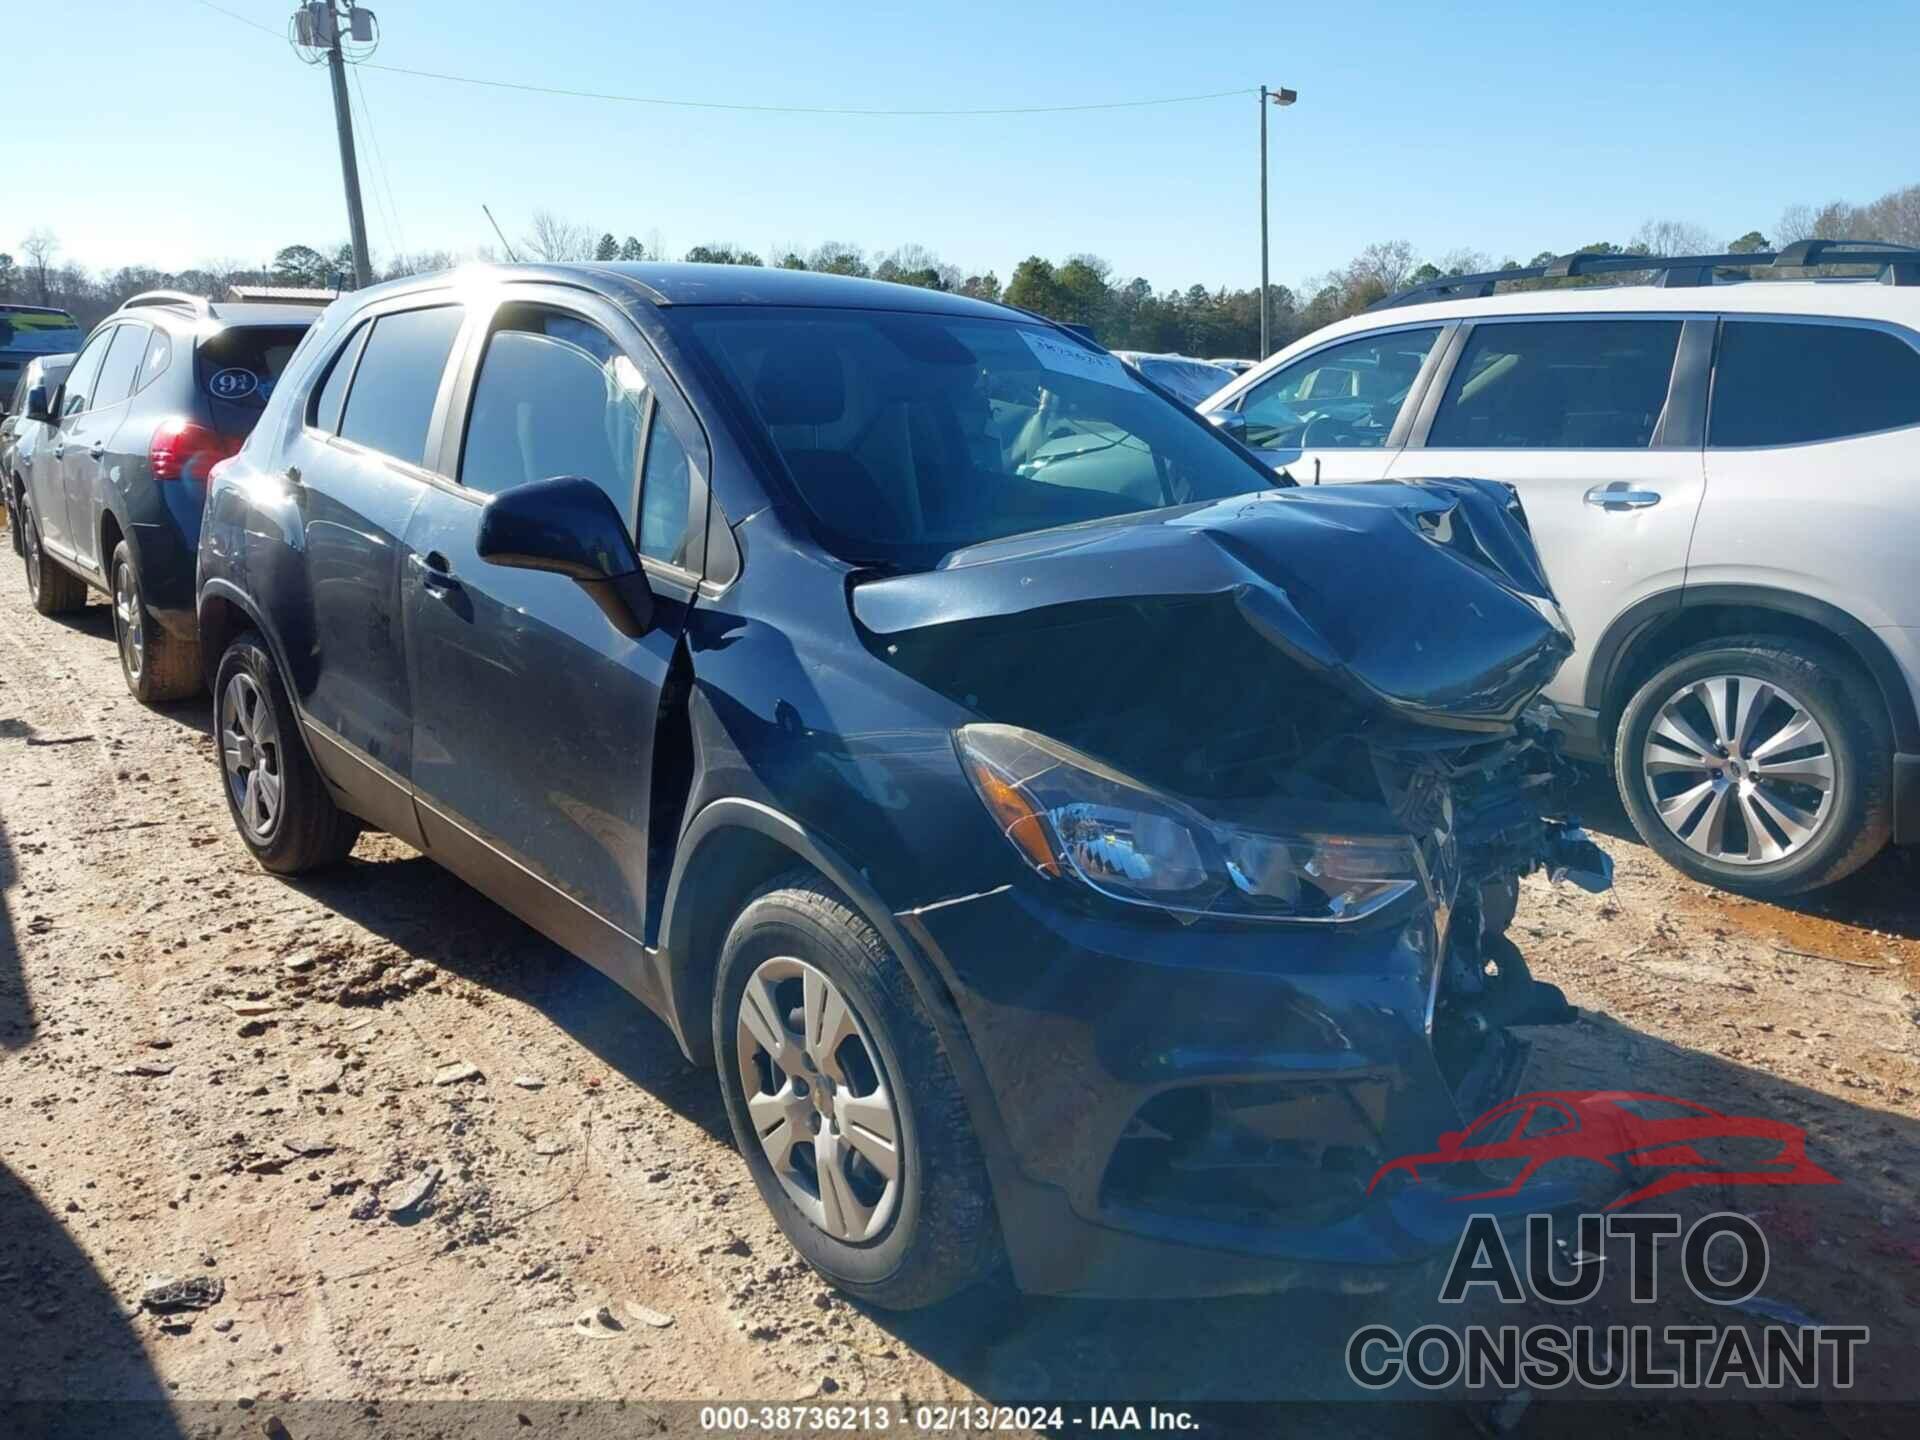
[20,498,86,616]
[1613,637,1892,896]
[714,874,1001,1310]
[110,541,201,704]
[213,630,360,874]
[6,479,23,559]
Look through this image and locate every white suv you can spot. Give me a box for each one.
[1201,241,1920,897]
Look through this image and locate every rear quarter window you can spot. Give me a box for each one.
[1709,319,1920,447]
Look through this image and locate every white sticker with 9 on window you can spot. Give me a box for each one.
[1018,330,1140,391]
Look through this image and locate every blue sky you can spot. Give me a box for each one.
[9,0,1916,291]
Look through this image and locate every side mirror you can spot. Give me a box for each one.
[476,475,655,638]
[1204,407,1248,441]
[26,386,54,424]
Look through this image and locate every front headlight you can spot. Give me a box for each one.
[955,724,1422,923]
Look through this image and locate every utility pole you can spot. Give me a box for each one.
[1259,85,1298,360]
[296,3,374,288]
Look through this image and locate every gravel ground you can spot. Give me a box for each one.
[3,510,1918,1438]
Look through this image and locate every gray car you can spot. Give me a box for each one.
[3,352,74,558]
[16,290,313,702]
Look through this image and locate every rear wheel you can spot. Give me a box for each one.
[111,541,201,704]
[20,499,86,615]
[214,631,360,873]
[714,875,1000,1309]
[6,478,24,558]
[1614,638,1891,896]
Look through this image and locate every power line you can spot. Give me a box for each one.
[194,0,282,38]
[356,62,1253,118]
[190,2,1252,118]
[351,62,408,257]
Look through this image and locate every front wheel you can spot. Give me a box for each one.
[1614,638,1892,896]
[20,498,86,615]
[714,875,1001,1310]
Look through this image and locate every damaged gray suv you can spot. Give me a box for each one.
[198,263,1610,1307]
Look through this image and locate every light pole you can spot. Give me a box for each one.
[1259,85,1297,360]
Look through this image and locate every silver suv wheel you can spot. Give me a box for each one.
[220,671,284,840]
[113,557,146,685]
[1641,674,1835,864]
[735,955,902,1244]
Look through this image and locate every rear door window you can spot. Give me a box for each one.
[92,322,149,410]
[337,307,465,468]
[58,328,116,418]
[1710,320,1920,447]
[1428,319,1681,449]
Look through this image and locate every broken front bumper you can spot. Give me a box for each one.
[896,722,1610,1299]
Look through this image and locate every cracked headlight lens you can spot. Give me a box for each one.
[955,724,1422,923]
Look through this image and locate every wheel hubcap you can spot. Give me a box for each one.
[1641,674,1835,865]
[23,511,41,598]
[114,562,144,681]
[220,672,283,839]
[735,956,902,1244]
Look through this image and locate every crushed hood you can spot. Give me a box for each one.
[852,478,1573,731]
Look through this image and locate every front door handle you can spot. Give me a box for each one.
[52,442,66,460]
[1584,483,1662,511]
[412,551,461,595]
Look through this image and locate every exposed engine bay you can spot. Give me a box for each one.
[855,476,1613,1132]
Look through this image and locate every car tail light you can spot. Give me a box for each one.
[150,419,241,483]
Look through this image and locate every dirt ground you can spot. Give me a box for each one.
[3,507,1918,1439]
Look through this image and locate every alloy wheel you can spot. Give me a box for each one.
[1640,674,1835,864]
[113,560,145,683]
[735,956,902,1244]
[221,671,284,839]
[23,508,41,601]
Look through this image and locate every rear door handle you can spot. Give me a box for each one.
[88,443,105,460]
[52,442,66,459]
[1584,483,1662,511]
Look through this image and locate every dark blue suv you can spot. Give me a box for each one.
[197,263,1609,1308]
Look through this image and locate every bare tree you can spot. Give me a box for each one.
[1630,219,1719,257]
[1775,203,1819,246]
[19,228,58,304]
[522,211,596,263]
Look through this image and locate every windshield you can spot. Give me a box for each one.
[680,308,1286,569]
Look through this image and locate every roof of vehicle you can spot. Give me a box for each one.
[341,261,1025,323]
[110,291,326,332]
[1204,265,1920,408]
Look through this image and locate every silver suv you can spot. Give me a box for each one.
[1202,241,1920,897]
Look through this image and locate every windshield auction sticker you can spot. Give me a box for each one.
[1019,328,1142,391]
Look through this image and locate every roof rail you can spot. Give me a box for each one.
[120,290,214,316]
[1366,239,1920,312]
